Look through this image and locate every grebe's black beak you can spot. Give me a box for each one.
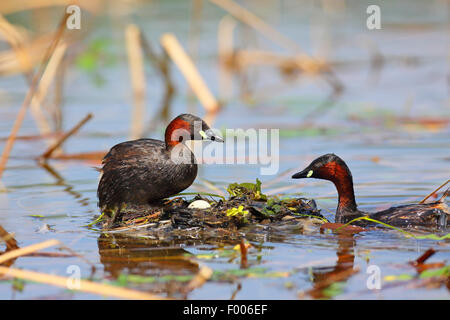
[205,129,224,143]
[292,168,313,179]
[209,135,224,143]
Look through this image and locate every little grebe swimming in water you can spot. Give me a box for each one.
[97,113,223,219]
[292,154,449,230]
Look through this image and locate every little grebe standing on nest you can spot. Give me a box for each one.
[292,154,449,230]
[97,113,223,221]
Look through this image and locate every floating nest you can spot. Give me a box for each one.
[97,179,327,240]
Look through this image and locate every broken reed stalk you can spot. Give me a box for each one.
[184,264,213,293]
[239,239,248,269]
[0,266,166,300]
[414,248,436,265]
[0,225,18,251]
[209,0,304,54]
[0,239,59,265]
[160,33,220,125]
[30,42,68,140]
[125,24,146,140]
[0,11,70,180]
[419,179,450,204]
[235,50,327,73]
[0,14,53,141]
[52,53,66,132]
[49,151,106,161]
[307,266,360,297]
[0,239,149,299]
[208,0,342,90]
[39,113,93,160]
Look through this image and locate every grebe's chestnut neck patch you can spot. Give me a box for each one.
[292,154,357,213]
[97,113,223,225]
[292,154,449,229]
[164,113,223,149]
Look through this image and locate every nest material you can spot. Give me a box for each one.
[99,180,327,240]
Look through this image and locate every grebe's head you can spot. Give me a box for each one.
[292,154,351,182]
[165,113,223,147]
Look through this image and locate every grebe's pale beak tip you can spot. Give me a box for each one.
[292,169,312,179]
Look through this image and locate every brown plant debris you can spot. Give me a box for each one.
[98,179,326,240]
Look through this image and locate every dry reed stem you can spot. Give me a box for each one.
[52,54,67,131]
[0,0,102,15]
[0,239,59,264]
[209,0,342,90]
[184,264,213,293]
[161,33,220,122]
[30,42,68,141]
[235,49,327,73]
[0,15,67,147]
[0,34,56,75]
[0,11,69,180]
[419,179,450,204]
[0,132,63,142]
[188,0,204,63]
[126,24,146,140]
[0,266,166,300]
[209,0,307,55]
[50,151,106,161]
[39,113,93,160]
[0,225,18,251]
[0,14,31,72]
[239,238,248,268]
[0,14,52,137]
[218,15,237,99]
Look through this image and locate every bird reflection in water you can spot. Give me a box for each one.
[307,234,358,299]
[97,233,200,298]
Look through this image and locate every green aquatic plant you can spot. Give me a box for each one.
[76,38,117,86]
[226,206,250,220]
[227,178,267,200]
[115,273,194,286]
[211,267,290,281]
[337,216,450,240]
[384,265,449,283]
[321,281,347,299]
[419,265,450,278]
[84,212,105,228]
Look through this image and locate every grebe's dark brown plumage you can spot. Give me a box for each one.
[97,114,222,216]
[292,154,449,230]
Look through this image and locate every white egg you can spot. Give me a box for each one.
[188,200,211,209]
